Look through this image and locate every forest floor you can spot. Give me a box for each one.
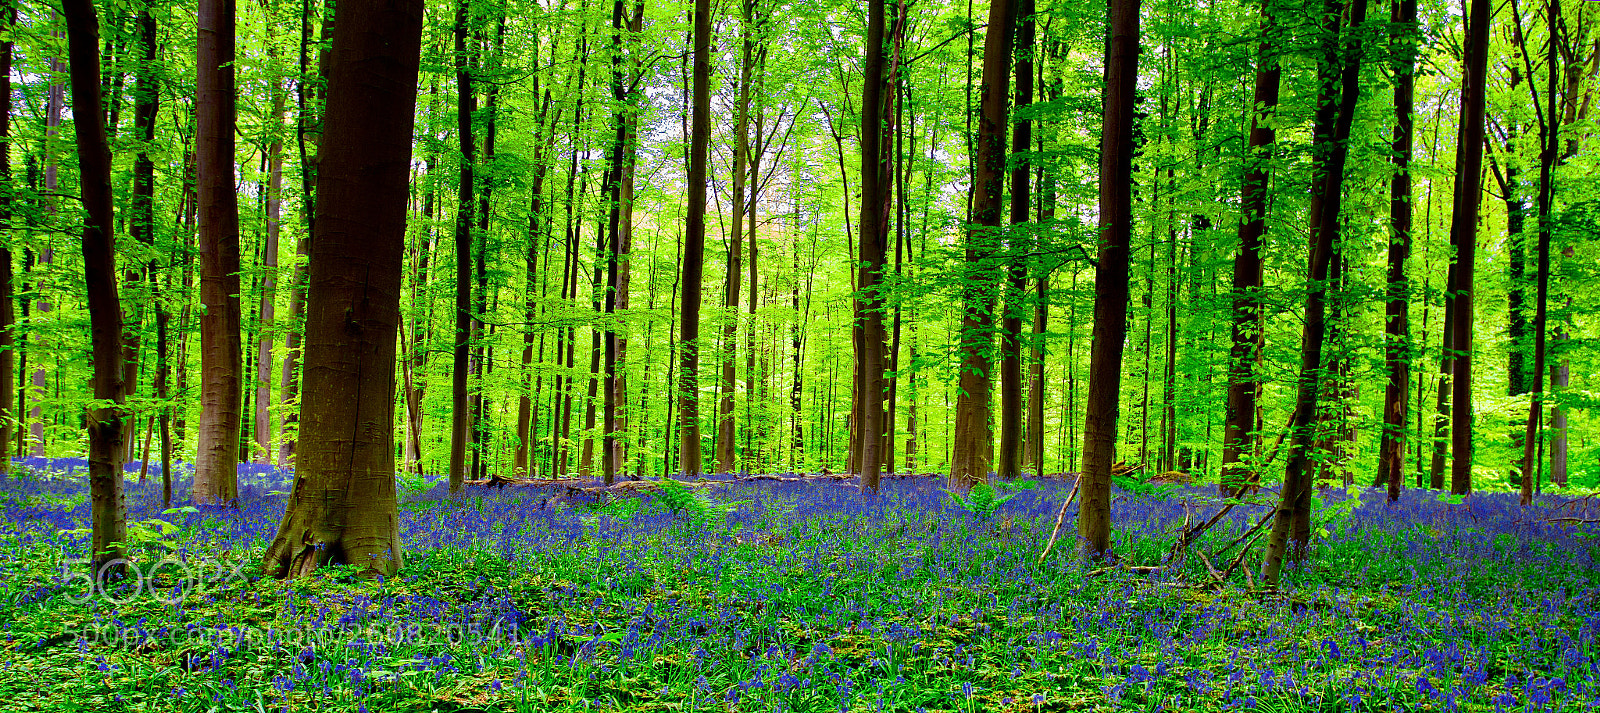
[2,458,1598,712]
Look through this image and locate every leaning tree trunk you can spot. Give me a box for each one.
[1077,0,1139,560]
[64,0,127,576]
[949,0,1016,492]
[1261,0,1366,588]
[1379,0,1417,502]
[263,0,423,579]
[1220,0,1280,497]
[196,0,243,504]
[678,0,710,476]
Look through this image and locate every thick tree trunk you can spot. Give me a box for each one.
[448,0,475,494]
[1448,0,1490,496]
[63,0,127,577]
[1261,0,1366,588]
[949,0,1016,492]
[1221,0,1280,496]
[195,0,244,505]
[1077,0,1139,560]
[1379,0,1416,502]
[263,0,422,579]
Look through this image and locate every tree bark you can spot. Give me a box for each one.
[949,0,1017,492]
[679,0,711,476]
[0,3,14,475]
[1378,0,1416,502]
[998,0,1034,482]
[63,0,127,577]
[1448,0,1490,496]
[196,0,243,504]
[716,0,755,474]
[1262,0,1366,588]
[855,0,892,492]
[448,0,475,494]
[256,45,287,465]
[263,0,422,579]
[1077,0,1139,560]
[1518,0,1559,504]
[1221,0,1280,496]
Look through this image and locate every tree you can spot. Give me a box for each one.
[1262,0,1368,588]
[448,0,476,494]
[679,0,711,476]
[856,0,890,493]
[949,0,1016,492]
[1220,0,1280,497]
[1449,0,1490,496]
[264,0,425,579]
[1077,0,1139,560]
[196,0,244,505]
[0,2,14,476]
[997,0,1035,482]
[1379,0,1417,502]
[63,0,126,577]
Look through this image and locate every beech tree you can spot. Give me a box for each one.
[263,0,425,578]
[195,0,243,504]
[63,0,125,576]
[1077,0,1139,560]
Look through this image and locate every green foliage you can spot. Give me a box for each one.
[1111,471,1181,502]
[944,479,1037,519]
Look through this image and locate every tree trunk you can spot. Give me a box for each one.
[1221,0,1280,496]
[716,0,755,475]
[196,0,243,505]
[0,4,14,475]
[1448,0,1489,496]
[678,0,711,476]
[998,0,1034,482]
[256,65,286,465]
[949,0,1016,492]
[263,0,422,579]
[1519,0,1560,503]
[1378,0,1416,502]
[1077,0,1140,560]
[31,18,64,457]
[64,0,127,576]
[278,0,331,468]
[1261,0,1366,588]
[448,0,475,494]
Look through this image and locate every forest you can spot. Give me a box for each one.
[4,0,1600,709]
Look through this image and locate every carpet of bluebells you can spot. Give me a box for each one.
[2,456,1599,712]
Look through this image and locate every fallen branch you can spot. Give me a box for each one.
[1164,500,1239,563]
[1212,511,1274,560]
[1038,473,1084,565]
[1085,565,1164,579]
